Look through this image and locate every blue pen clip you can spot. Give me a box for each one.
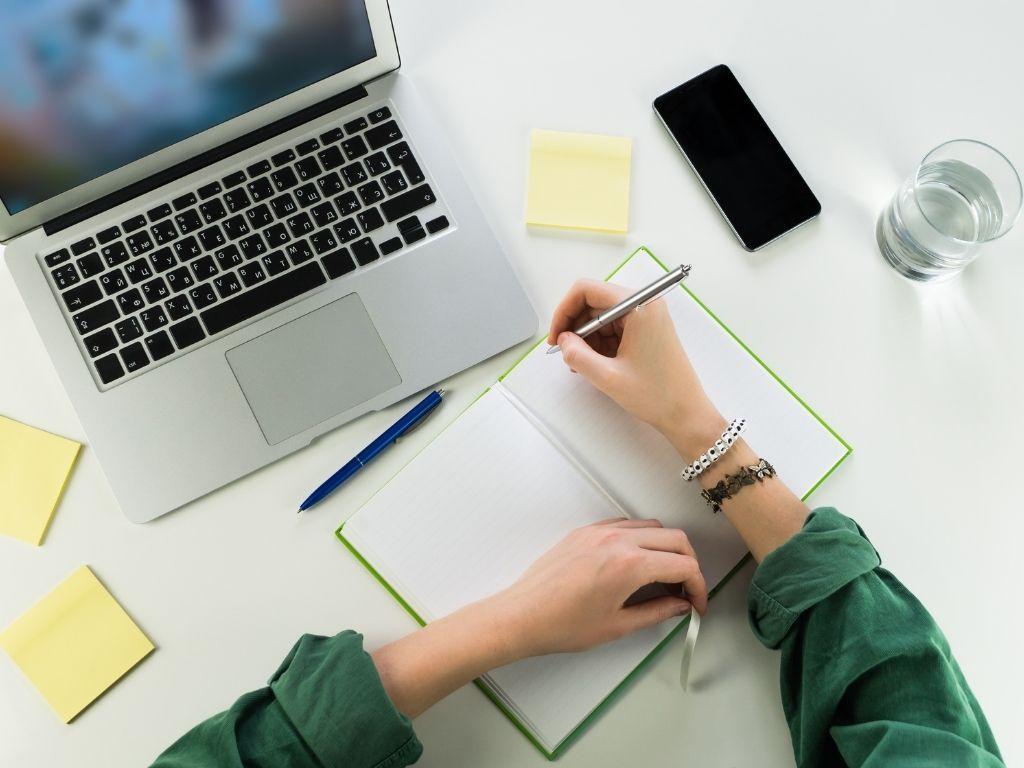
[396,388,445,443]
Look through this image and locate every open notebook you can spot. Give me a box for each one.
[337,246,850,759]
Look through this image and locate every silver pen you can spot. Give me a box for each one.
[547,264,692,355]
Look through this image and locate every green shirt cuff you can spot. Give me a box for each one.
[270,631,423,768]
[747,507,880,649]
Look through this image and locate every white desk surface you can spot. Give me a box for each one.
[2,1,1022,765]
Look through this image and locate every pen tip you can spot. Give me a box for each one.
[546,345,560,355]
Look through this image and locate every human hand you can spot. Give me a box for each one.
[497,518,707,658]
[547,279,726,460]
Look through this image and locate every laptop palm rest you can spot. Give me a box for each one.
[226,294,402,446]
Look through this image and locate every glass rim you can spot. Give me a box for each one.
[913,138,1023,244]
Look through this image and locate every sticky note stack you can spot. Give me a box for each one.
[0,566,154,723]
[525,129,632,234]
[0,415,80,546]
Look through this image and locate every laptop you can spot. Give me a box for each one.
[1,0,537,522]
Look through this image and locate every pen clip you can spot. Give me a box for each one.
[395,392,444,443]
[636,283,677,311]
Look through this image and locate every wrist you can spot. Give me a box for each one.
[658,405,728,462]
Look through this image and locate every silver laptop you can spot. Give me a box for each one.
[1,0,536,522]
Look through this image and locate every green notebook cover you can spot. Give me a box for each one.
[336,245,851,760]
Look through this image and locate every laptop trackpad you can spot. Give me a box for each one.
[226,294,402,445]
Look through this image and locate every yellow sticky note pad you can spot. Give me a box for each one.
[0,566,154,722]
[525,129,632,233]
[0,415,80,546]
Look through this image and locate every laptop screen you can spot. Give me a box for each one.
[0,0,376,216]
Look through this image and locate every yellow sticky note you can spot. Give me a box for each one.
[0,566,154,723]
[0,415,80,546]
[525,129,632,233]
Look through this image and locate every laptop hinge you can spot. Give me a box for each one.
[43,85,368,237]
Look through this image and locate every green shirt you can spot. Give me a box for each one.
[151,508,1003,767]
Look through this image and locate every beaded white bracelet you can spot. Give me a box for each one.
[679,418,747,482]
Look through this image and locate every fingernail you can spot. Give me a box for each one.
[676,600,692,615]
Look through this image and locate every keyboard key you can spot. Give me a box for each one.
[166,266,194,293]
[63,280,103,310]
[246,203,274,229]
[263,222,290,248]
[198,181,222,199]
[293,183,322,208]
[396,216,421,234]
[197,225,226,251]
[72,299,119,334]
[99,269,128,295]
[262,251,290,276]
[239,234,267,260]
[379,237,403,256]
[51,263,79,289]
[402,157,425,185]
[271,167,298,192]
[318,145,345,171]
[166,295,193,320]
[224,188,251,213]
[295,156,321,181]
[71,237,96,256]
[401,225,426,245]
[120,342,149,373]
[317,172,344,197]
[95,353,125,384]
[122,215,147,233]
[222,214,250,240]
[286,212,314,238]
[309,229,338,255]
[368,106,392,124]
[357,181,384,206]
[191,255,218,281]
[320,127,344,145]
[199,198,227,224]
[286,240,314,265]
[214,244,243,271]
[77,252,104,278]
[213,272,242,299]
[140,305,168,331]
[151,219,179,245]
[351,237,379,265]
[127,231,154,256]
[44,249,71,268]
[365,120,401,150]
[172,192,197,211]
[334,218,361,243]
[83,327,117,358]
[97,225,122,244]
[272,149,296,167]
[344,116,368,134]
[142,277,170,304]
[223,170,247,188]
[310,202,338,227]
[175,209,203,234]
[381,170,408,195]
[125,258,154,284]
[296,138,320,156]
[238,263,266,287]
[145,331,174,361]
[116,289,145,315]
[147,203,173,222]
[270,193,298,219]
[322,248,356,279]
[336,191,361,215]
[365,152,390,176]
[247,159,271,178]
[381,185,436,222]
[100,241,130,268]
[189,283,217,310]
[340,136,368,161]
[115,316,143,343]
[200,263,326,336]
[386,142,413,165]
[357,208,384,233]
[173,236,202,262]
[149,247,176,272]
[341,162,367,187]
[169,317,205,349]
[247,177,274,202]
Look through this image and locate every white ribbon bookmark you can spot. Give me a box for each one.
[679,610,701,690]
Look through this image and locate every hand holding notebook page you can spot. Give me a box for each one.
[338,246,850,758]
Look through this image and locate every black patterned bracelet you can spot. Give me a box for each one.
[700,459,777,513]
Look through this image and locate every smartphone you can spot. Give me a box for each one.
[653,65,820,251]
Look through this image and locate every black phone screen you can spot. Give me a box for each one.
[653,65,820,251]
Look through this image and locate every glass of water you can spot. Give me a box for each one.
[877,139,1022,281]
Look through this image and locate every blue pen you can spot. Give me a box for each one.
[298,389,446,513]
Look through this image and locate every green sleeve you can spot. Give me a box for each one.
[150,631,422,768]
[747,507,1003,767]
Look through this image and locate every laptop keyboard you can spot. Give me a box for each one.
[40,103,453,390]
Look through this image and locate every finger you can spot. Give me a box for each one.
[597,518,664,529]
[547,280,632,344]
[620,527,697,559]
[637,551,709,615]
[557,332,617,388]
[615,596,692,635]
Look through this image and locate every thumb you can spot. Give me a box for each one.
[617,596,692,634]
[557,332,616,388]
